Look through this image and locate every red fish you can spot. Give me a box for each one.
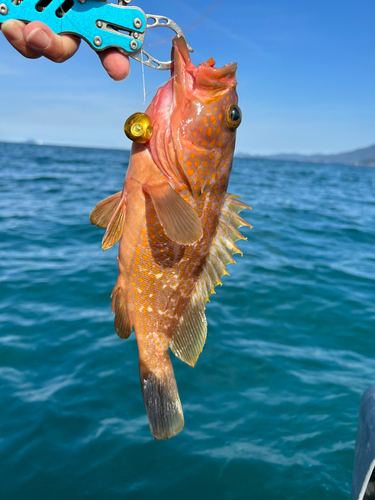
[90,37,251,440]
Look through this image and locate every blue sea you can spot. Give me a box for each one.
[1,141,375,499]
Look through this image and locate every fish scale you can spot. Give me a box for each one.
[90,36,251,440]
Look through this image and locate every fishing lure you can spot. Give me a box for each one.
[124,112,153,144]
[0,0,193,69]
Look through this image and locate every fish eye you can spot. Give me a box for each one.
[226,104,242,130]
[124,112,153,143]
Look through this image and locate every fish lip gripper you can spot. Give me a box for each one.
[0,0,193,70]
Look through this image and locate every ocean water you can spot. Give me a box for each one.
[1,141,375,499]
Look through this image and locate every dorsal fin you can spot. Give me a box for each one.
[90,191,122,228]
[170,194,252,367]
[144,183,203,246]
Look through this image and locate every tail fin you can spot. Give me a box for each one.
[139,353,184,440]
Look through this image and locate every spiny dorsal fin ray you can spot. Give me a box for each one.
[111,286,132,339]
[211,242,235,268]
[226,194,252,214]
[90,191,122,228]
[219,219,247,245]
[170,193,252,367]
[222,210,253,230]
[216,225,243,257]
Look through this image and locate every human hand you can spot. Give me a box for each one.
[1,20,131,81]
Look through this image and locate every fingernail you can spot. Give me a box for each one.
[2,20,23,43]
[26,27,50,51]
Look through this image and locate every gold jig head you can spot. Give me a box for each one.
[124,113,153,144]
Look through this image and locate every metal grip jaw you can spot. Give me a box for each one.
[130,14,193,70]
[0,0,193,69]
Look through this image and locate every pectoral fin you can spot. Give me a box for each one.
[90,191,122,228]
[144,183,203,246]
[102,198,126,251]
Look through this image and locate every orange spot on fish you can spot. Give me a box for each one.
[193,131,198,138]
[210,116,217,125]
[219,113,223,120]
[207,127,213,137]
[203,160,208,168]
[190,152,195,159]
[216,127,221,135]
[203,117,208,124]
[209,152,214,159]
[210,139,216,147]
[195,160,201,168]
[187,169,194,176]
[186,160,192,167]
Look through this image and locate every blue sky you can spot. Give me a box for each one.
[0,0,374,155]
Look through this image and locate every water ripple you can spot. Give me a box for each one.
[0,143,374,499]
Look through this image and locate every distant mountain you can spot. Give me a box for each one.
[237,144,375,167]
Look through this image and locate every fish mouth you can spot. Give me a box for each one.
[171,36,195,97]
[171,36,193,75]
[171,36,237,102]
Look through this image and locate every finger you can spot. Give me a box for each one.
[23,22,80,63]
[99,49,131,81]
[1,20,41,59]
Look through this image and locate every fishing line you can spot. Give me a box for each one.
[145,74,177,99]
[141,48,146,109]
[139,0,226,105]
[145,0,226,48]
